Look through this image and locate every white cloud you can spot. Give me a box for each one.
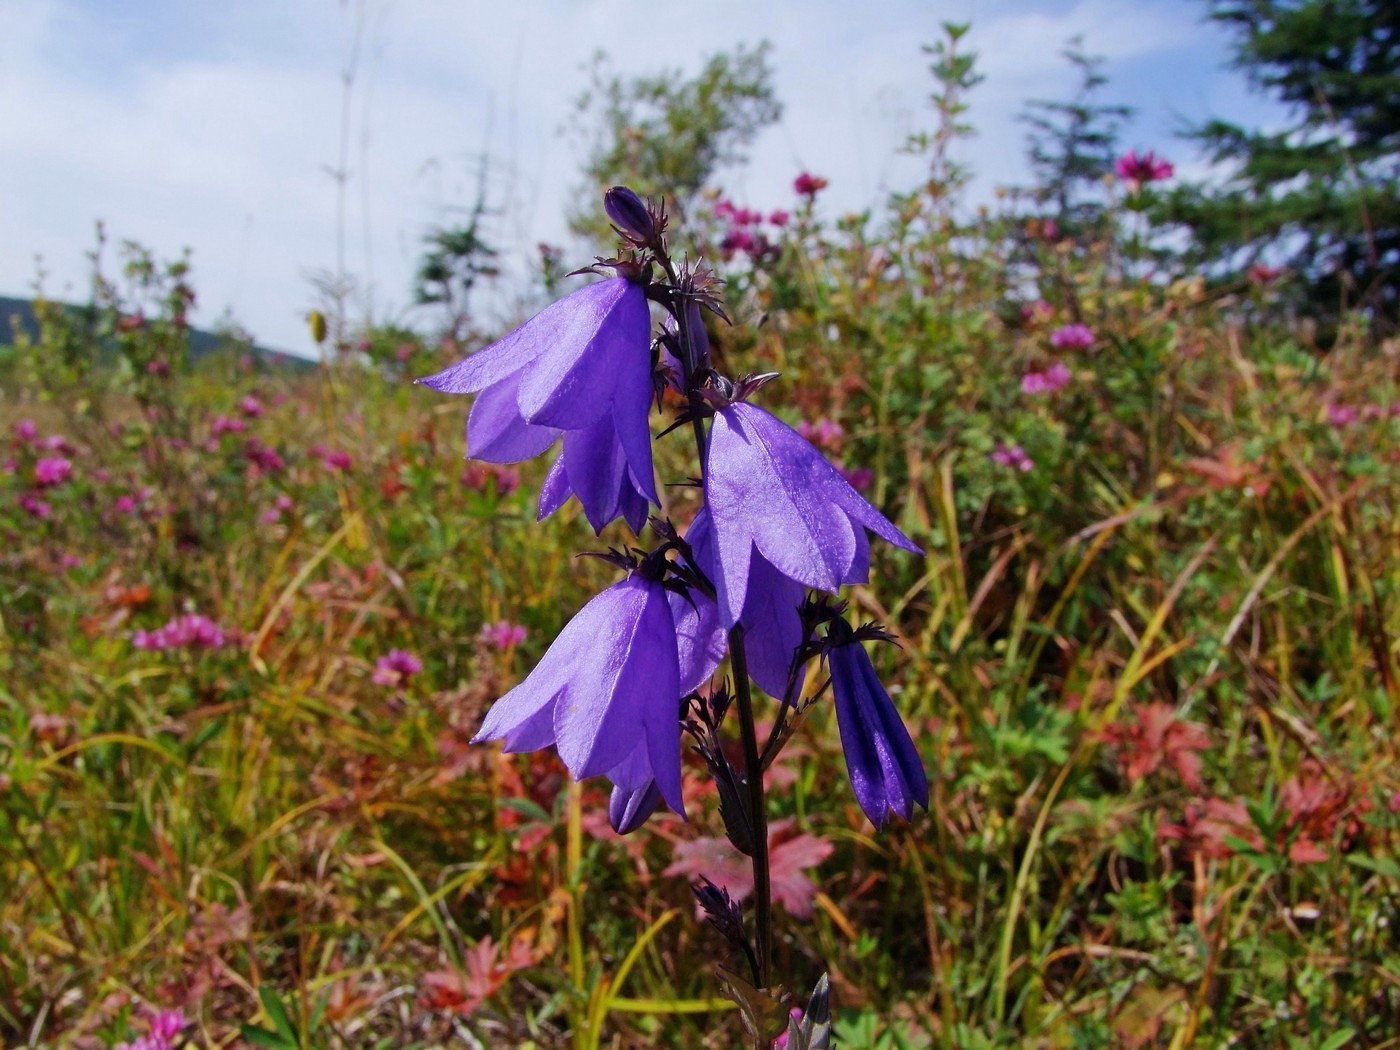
[0,0,1281,358]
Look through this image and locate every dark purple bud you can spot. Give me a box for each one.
[605,186,655,243]
[826,616,928,828]
[609,777,662,835]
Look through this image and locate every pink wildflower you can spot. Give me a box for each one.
[262,494,293,524]
[991,443,1034,472]
[42,434,73,453]
[34,456,72,487]
[771,1007,804,1048]
[838,465,873,492]
[1050,323,1095,350]
[322,449,353,472]
[1115,150,1174,184]
[133,613,228,652]
[13,419,37,442]
[1021,361,1073,395]
[239,395,264,418]
[114,494,137,514]
[20,494,52,519]
[373,648,423,686]
[795,418,844,449]
[210,414,246,438]
[116,1006,186,1050]
[1327,404,1358,427]
[244,440,284,474]
[793,172,828,198]
[768,210,790,226]
[480,620,527,651]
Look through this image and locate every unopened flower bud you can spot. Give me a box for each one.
[604,186,655,243]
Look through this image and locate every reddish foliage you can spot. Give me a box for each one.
[664,818,833,918]
[419,934,537,1017]
[1101,702,1210,790]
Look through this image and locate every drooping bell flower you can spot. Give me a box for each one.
[473,571,685,815]
[684,507,806,698]
[826,617,928,828]
[704,401,921,629]
[606,743,665,835]
[601,539,730,835]
[417,276,658,533]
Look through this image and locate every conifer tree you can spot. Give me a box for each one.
[1164,0,1399,332]
[1019,40,1131,241]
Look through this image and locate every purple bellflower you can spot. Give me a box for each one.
[685,507,806,698]
[826,617,928,828]
[417,277,658,533]
[705,401,921,629]
[473,571,686,816]
[602,557,730,834]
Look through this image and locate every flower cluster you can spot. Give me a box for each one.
[1050,323,1095,350]
[34,456,73,487]
[713,197,788,261]
[1021,361,1072,395]
[992,442,1034,473]
[133,613,228,651]
[115,1008,186,1050]
[419,185,927,849]
[373,648,423,686]
[1115,149,1174,185]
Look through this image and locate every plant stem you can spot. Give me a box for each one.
[661,243,773,990]
[728,625,772,988]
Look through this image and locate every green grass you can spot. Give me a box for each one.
[1,186,1398,1048]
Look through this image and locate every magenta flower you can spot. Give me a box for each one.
[418,276,658,533]
[322,449,353,472]
[835,466,871,493]
[34,456,72,487]
[20,494,52,519]
[1327,404,1358,427]
[1050,324,1095,350]
[13,419,38,442]
[768,210,790,227]
[991,443,1034,472]
[793,172,828,198]
[704,402,921,629]
[795,418,844,449]
[244,440,284,474]
[239,395,264,418]
[1021,361,1073,395]
[373,648,423,685]
[473,573,685,816]
[134,613,228,651]
[1115,150,1174,184]
[116,1006,186,1050]
[827,618,928,828]
[480,620,527,651]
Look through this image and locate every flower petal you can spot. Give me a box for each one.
[467,371,562,463]
[516,279,650,430]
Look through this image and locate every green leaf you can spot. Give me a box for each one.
[239,1024,296,1050]
[258,985,298,1045]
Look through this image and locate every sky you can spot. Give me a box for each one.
[0,0,1287,359]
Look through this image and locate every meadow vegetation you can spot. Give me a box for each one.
[3,18,1399,1050]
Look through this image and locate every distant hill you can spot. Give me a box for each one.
[0,294,313,371]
